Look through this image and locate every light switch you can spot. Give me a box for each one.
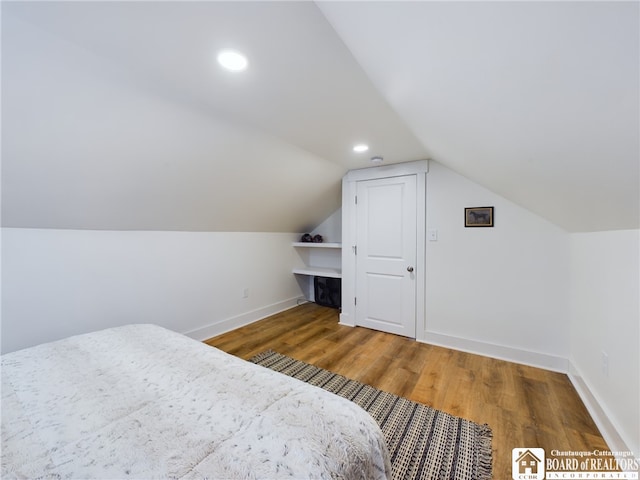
[428,229,438,241]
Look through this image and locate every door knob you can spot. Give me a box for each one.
[407,266,414,272]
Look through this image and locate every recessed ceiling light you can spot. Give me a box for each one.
[217,49,248,72]
[353,144,369,153]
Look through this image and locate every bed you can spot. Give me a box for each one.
[1,324,391,479]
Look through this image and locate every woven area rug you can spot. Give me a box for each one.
[250,350,492,480]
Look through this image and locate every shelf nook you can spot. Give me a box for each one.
[292,241,342,305]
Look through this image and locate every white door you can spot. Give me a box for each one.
[355,175,417,337]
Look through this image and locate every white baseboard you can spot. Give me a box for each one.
[184,296,306,342]
[339,312,355,327]
[422,331,569,373]
[568,360,638,469]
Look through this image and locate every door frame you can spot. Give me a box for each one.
[340,160,428,342]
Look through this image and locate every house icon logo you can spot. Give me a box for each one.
[512,448,545,480]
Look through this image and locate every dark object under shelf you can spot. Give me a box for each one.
[314,276,341,309]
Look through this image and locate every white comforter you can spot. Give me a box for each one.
[1,324,391,479]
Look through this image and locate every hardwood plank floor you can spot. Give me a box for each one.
[205,303,610,480]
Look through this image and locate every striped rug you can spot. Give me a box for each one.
[249,350,493,480]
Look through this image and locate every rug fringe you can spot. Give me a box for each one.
[248,350,276,363]
[476,423,494,480]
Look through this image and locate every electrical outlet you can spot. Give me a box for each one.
[243,288,249,299]
[601,351,609,377]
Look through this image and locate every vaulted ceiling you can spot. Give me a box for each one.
[2,1,638,233]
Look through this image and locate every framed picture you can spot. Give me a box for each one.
[465,206,494,227]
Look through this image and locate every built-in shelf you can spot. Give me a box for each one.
[292,242,341,249]
[292,266,341,279]
[292,242,342,279]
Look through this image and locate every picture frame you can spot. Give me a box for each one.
[465,206,494,227]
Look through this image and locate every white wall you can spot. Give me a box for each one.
[311,208,342,244]
[1,228,305,353]
[569,229,639,458]
[424,161,571,370]
[424,161,639,457]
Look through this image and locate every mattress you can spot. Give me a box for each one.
[1,324,391,479]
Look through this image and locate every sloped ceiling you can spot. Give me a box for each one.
[318,1,639,233]
[2,1,638,233]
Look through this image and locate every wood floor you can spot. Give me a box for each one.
[205,303,609,480]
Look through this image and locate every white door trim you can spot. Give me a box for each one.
[341,160,427,342]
